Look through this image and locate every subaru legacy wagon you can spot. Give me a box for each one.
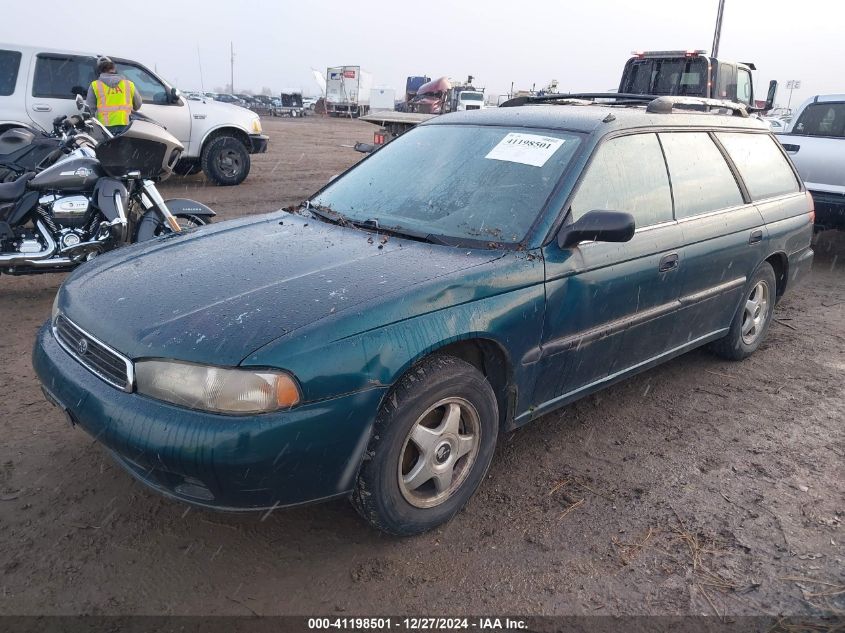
[34,99,814,535]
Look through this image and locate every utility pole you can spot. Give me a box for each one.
[711,0,726,58]
[230,42,235,93]
[197,46,205,92]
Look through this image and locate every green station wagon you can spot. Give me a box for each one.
[34,97,815,535]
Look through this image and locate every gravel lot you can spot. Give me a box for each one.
[0,116,842,617]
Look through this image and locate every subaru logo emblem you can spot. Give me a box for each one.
[77,338,89,355]
[435,443,451,464]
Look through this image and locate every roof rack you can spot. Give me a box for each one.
[500,92,750,117]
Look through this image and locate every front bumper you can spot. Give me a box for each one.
[33,323,385,510]
[248,133,269,154]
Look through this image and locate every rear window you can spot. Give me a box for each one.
[717,133,800,199]
[792,102,845,138]
[659,132,744,218]
[33,54,96,99]
[0,49,21,96]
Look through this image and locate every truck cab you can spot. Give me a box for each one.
[619,50,758,107]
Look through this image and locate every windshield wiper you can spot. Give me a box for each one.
[348,220,456,246]
[300,201,350,227]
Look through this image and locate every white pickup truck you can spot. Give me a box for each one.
[777,95,845,230]
[0,44,268,186]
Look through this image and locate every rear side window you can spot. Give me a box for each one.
[571,133,673,228]
[33,55,95,99]
[716,133,799,199]
[0,49,21,96]
[792,103,845,138]
[659,132,744,218]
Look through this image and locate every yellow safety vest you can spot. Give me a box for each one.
[92,79,135,127]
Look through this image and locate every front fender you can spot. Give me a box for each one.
[134,199,215,242]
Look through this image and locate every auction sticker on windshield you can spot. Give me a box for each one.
[485,132,566,167]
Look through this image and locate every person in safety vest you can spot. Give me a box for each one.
[85,57,142,134]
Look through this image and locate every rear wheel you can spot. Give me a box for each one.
[709,262,777,360]
[352,355,498,536]
[201,135,250,186]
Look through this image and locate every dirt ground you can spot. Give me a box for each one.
[0,116,842,617]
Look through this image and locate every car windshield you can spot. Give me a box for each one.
[311,125,582,244]
[461,92,484,101]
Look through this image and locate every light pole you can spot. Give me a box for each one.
[711,0,726,58]
[785,80,801,111]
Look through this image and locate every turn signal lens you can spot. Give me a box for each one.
[135,360,300,414]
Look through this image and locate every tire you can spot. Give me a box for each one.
[709,262,777,361]
[352,355,498,536]
[201,135,250,186]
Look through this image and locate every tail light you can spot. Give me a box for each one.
[806,191,815,224]
[373,130,386,145]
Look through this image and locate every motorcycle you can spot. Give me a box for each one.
[0,97,215,275]
[0,108,104,182]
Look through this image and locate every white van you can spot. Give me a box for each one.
[0,44,268,185]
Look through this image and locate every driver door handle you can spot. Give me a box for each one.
[32,104,52,112]
[749,230,763,245]
[658,253,679,272]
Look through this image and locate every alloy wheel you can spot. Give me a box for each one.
[397,397,481,509]
[741,280,770,345]
[216,149,242,178]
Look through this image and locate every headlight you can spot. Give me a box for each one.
[135,360,300,414]
[251,118,262,134]
[51,293,60,324]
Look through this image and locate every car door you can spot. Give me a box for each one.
[112,61,191,146]
[532,132,684,412]
[26,53,96,131]
[660,131,766,340]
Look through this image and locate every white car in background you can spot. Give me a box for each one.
[777,94,845,230]
[0,43,268,185]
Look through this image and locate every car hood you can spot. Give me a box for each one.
[58,213,503,366]
[186,98,257,123]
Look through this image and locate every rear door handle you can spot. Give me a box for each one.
[749,230,763,245]
[658,253,679,272]
[32,104,52,112]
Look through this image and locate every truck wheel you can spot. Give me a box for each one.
[709,262,777,361]
[201,135,250,186]
[351,355,498,536]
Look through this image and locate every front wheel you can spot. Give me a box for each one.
[709,262,777,361]
[201,135,251,186]
[152,214,211,237]
[352,355,498,536]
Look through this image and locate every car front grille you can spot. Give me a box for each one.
[53,314,133,392]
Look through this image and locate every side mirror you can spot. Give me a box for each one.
[557,210,636,248]
[171,87,181,102]
[764,80,777,112]
[75,94,85,111]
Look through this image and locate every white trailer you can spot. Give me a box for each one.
[326,66,374,117]
[369,88,395,112]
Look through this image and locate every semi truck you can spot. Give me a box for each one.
[325,66,374,117]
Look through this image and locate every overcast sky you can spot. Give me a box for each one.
[2,0,842,109]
